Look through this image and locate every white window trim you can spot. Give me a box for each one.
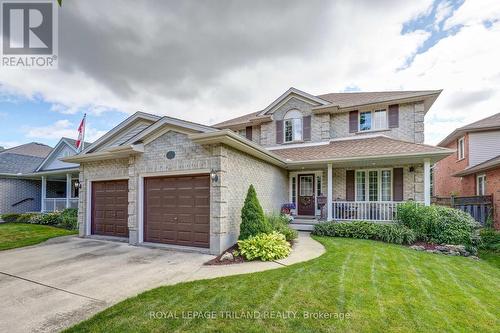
[358,109,388,132]
[476,174,486,196]
[289,171,323,215]
[457,136,465,160]
[283,118,303,143]
[354,168,393,202]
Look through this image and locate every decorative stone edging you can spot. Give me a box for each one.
[410,244,479,260]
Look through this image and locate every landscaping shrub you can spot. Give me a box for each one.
[266,213,298,241]
[479,228,500,253]
[397,202,480,246]
[239,185,270,240]
[1,213,22,223]
[59,208,78,230]
[237,232,291,261]
[313,221,416,245]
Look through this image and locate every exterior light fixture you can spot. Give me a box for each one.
[409,166,415,172]
[210,169,219,183]
[74,180,82,189]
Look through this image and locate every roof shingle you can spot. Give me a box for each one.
[271,136,451,162]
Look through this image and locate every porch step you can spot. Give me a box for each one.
[290,218,320,231]
[290,223,315,231]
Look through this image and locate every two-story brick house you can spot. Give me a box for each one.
[434,112,500,229]
[65,88,453,254]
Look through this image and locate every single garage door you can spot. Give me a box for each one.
[144,174,210,248]
[91,180,129,237]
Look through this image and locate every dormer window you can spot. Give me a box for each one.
[283,109,303,143]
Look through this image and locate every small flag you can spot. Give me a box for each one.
[75,114,86,152]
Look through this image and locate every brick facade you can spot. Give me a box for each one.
[485,168,500,229]
[434,134,470,196]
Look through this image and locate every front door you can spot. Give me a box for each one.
[298,174,315,216]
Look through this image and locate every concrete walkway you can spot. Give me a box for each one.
[0,232,324,333]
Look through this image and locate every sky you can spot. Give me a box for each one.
[0,0,499,148]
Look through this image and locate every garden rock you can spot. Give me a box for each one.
[410,245,425,251]
[220,252,234,261]
[469,256,480,260]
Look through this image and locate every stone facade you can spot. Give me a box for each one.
[77,130,288,254]
[330,102,425,143]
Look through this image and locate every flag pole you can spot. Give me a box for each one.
[81,114,86,152]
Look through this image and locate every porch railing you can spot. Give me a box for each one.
[332,201,408,222]
[44,198,79,212]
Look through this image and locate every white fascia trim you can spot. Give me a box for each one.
[122,116,217,146]
[35,138,75,172]
[266,140,331,150]
[189,129,287,167]
[285,150,454,166]
[257,87,331,116]
[81,112,160,154]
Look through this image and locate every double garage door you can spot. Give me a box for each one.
[91,175,210,248]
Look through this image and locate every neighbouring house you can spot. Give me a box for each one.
[0,138,88,214]
[63,87,453,255]
[434,112,500,229]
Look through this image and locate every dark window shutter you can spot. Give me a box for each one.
[276,120,283,144]
[245,126,252,141]
[349,111,358,133]
[388,104,399,128]
[303,115,311,141]
[393,168,404,201]
[346,170,355,201]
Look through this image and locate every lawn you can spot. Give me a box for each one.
[67,237,500,333]
[0,223,76,251]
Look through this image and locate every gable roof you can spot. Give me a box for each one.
[454,154,500,177]
[83,112,161,154]
[317,90,441,109]
[0,142,52,158]
[34,137,88,172]
[438,112,500,147]
[213,89,441,129]
[271,136,452,164]
[0,142,52,174]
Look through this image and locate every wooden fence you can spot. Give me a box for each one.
[432,195,493,226]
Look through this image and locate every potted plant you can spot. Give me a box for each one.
[281,203,296,222]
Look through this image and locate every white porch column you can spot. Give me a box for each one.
[327,163,333,220]
[66,173,72,208]
[41,176,47,212]
[424,158,431,206]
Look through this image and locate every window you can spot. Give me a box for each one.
[299,175,314,196]
[355,169,392,201]
[457,137,465,160]
[283,110,303,143]
[477,174,486,196]
[359,109,387,131]
[316,175,322,209]
[291,177,296,204]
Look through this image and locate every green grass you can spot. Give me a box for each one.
[67,237,500,333]
[479,250,500,269]
[0,223,76,251]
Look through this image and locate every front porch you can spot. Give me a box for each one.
[40,172,79,212]
[287,159,431,226]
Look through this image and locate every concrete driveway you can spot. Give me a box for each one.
[0,236,214,333]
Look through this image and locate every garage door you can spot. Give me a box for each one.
[144,175,210,248]
[91,180,129,237]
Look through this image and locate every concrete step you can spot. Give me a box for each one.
[290,223,315,231]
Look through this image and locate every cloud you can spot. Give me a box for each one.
[25,120,107,143]
[0,0,499,146]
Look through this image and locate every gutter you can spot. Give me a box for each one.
[61,143,144,163]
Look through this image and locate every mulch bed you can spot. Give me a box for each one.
[204,244,245,265]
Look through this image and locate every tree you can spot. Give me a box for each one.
[239,185,270,240]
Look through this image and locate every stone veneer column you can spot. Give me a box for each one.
[78,165,86,236]
[210,144,229,254]
[414,102,425,143]
[128,155,138,244]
